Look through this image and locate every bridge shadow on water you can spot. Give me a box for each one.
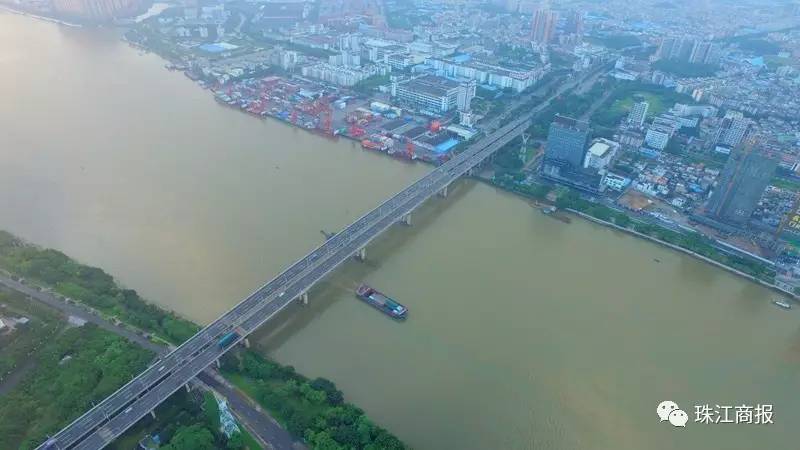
[250,178,480,352]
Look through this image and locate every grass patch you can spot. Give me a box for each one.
[770,177,800,192]
[0,288,64,383]
[0,324,153,449]
[590,81,695,128]
[605,91,666,120]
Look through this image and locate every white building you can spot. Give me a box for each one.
[716,111,752,147]
[428,57,548,92]
[603,173,631,191]
[279,50,299,70]
[337,33,361,52]
[583,140,619,171]
[301,63,382,87]
[328,51,361,68]
[645,126,672,150]
[200,5,226,22]
[391,75,475,115]
[627,101,649,128]
[670,103,717,118]
[407,40,434,54]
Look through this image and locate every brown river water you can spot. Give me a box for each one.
[1,12,798,450]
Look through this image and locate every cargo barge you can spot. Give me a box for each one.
[355,284,407,320]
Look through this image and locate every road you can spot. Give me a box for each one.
[198,371,302,450]
[0,273,300,450]
[40,65,606,450]
[0,274,163,354]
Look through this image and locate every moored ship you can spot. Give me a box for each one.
[772,299,792,310]
[355,284,407,320]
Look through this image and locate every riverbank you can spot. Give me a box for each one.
[486,173,786,298]
[0,4,81,27]
[567,209,798,301]
[0,230,407,449]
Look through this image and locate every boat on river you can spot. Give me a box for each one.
[772,299,792,310]
[355,284,407,320]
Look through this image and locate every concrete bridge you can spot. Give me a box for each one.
[39,66,600,449]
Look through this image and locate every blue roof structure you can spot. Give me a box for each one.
[434,138,459,154]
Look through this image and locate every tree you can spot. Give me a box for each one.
[299,382,327,405]
[555,190,580,209]
[162,425,216,450]
[307,430,347,450]
[311,377,344,405]
[614,213,632,228]
[285,411,312,436]
[226,432,245,450]
[651,59,718,78]
[203,394,221,433]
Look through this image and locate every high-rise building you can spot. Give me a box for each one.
[627,101,649,128]
[689,41,718,64]
[657,37,719,65]
[674,39,696,61]
[541,116,604,193]
[656,37,676,60]
[544,115,591,169]
[716,111,752,148]
[51,0,145,21]
[531,9,558,45]
[706,144,777,227]
[564,10,584,38]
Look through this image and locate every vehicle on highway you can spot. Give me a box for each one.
[218,331,239,348]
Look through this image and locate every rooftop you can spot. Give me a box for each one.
[588,142,611,157]
[398,75,460,97]
[552,115,590,131]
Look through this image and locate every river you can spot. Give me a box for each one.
[1,12,797,450]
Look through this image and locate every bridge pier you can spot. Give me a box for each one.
[215,358,221,369]
[150,410,156,419]
[185,383,191,393]
[438,185,448,198]
[241,337,251,348]
[401,213,412,226]
[355,247,367,261]
[300,292,309,305]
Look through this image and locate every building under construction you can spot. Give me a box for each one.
[706,142,777,228]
